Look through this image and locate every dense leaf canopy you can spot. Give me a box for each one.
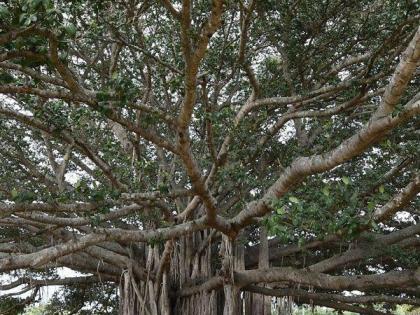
[0,0,419,314]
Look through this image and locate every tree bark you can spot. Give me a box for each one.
[173,231,220,315]
[248,226,273,315]
[119,232,252,315]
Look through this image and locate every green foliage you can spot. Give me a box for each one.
[0,296,27,315]
[10,188,36,203]
[39,283,118,314]
[0,71,15,84]
[23,305,47,315]
[385,244,420,268]
[17,0,61,27]
[264,171,396,242]
[0,4,11,19]
[0,0,418,312]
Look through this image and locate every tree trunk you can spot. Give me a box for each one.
[118,230,220,314]
[118,231,271,315]
[245,226,271,315]
[171,231,214,314]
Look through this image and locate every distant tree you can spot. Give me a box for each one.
[40,282,118,314]
[0,0,419,314]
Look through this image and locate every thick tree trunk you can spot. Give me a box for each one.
[173,231,220,315]
[118,231,271,315]
[118,230,220,315]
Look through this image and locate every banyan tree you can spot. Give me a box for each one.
[0,0,419,314]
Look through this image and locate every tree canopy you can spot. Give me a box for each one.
[0,0,419,314]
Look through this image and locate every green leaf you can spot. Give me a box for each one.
[109,190,121,200]
[0,72,15,84]
[91,190,105,202]
[19,13,28,25]
[379,185,385,194]
[96,91,110,102]
[322,186,330,197]
[64,22,77,37]
[276,206,285,215]
[158,184,169,194]
[31,0,43,9]
[19,191,35,202]
[0,5,10,18]
[42,0,52,9]
[341,176,350,185]
[11,188,19,199]
[289,196,299,204]
[99,207,110,214]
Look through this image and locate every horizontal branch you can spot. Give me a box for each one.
[0,217,208,272]
[243,286,389,315]
[0,275,102,292]
[0,61,67,87]
[17,204,143,227]
[0,201,100,218]
[308,224,420,273]
[178,267,420,297]
[243,285,420,306]
[0,84,89,103]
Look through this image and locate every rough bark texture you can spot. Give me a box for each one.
[0,2,419,315]
[249,227,272,315]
